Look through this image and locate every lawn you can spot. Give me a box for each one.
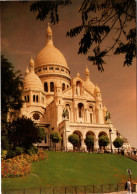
[2,151,137,190]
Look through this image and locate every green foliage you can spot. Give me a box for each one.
[50,132,62,151]
[113,137,124,153]
[15,147,24,156]
[26,146,38,155]
[1,55,23,120]
[84,135,94,152]
[50,132,62,143]
[99,135,109,151]
[68,134,79,150]
[29,0,136,71]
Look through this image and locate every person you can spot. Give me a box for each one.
[126,179,132,194]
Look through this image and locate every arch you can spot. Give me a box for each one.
[62,83,65,91]
[65,103,70,119]
[50,82,54,92]
[76,81,82,95]
[78,103,84,118]
[86,131,95,137]
[36,95,38,102]
[98,131,108,137]
[33,95,35,102]
[44,82,48,92]
[30,111,44,122]
[73,130,83,150]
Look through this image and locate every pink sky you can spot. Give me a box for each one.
[1,1,136,147]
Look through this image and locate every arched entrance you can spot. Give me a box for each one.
[73,130,83,151]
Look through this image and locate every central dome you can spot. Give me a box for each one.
[35,24,68,69]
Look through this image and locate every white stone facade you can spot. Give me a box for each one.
[20,24,127,151]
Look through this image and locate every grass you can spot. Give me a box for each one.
[2,151,137,190]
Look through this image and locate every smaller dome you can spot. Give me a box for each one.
[94,85,100,93]
[24,71,43,91]
[85,79,95,94]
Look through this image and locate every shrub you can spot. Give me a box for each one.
[1,150,8,161]
[15,147,24,156]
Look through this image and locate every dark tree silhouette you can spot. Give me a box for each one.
[68,134,79,151]
[99,135,110,152]
[84,135,94,153]
[113,137,124,153]
[50,132,62,151]
[29,0,136,71]
[1,55,24,121]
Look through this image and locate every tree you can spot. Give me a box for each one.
[1,55,24,121]
[29,0,136,71]
[68,134,79,151]
[113,137,124,153]
[50,132,62,151]
[8,116,45,152]
[84,135,94,153]
[99,135,109,152]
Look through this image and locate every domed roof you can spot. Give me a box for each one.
[94,85,100,93]
[24,59,43,91]
[35,24,68,69]
[85,79,95,94]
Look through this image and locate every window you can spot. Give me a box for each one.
[55,67,59,70]
[36,95,38,102]
[78,103,83,118]
[61,69,64,72]
[90,113,92,123]
[50,82,54,92]
[48,35,51,40]
[43,67,47,70]
[67,85,69,88]
[35,71,37,73]
[33,112,40,120]
[38,69,41,72]
[49,67,53,70]
[24,96,26,102]
[62,83,65,91]
[33,95,35,102]
[44,82,48,92]
[27,95,29,102]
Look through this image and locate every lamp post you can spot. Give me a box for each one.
[109,128,113,153]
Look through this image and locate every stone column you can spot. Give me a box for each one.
[94,138,99,151]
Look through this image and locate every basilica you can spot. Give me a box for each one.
[20,24,129,151]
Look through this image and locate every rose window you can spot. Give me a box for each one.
[33,112,40,120]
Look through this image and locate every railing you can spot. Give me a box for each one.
[2,183,126,194]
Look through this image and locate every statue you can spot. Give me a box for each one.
[105,111,111,122]
[76,84,80,95]
[62,108,69,119]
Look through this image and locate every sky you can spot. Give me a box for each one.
[1,1,136,147]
